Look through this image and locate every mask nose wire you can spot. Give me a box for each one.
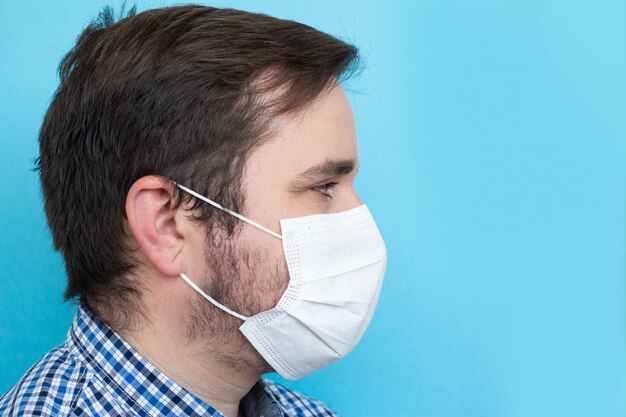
[174,182,283,240]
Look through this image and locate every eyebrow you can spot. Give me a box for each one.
[293,158,359,184]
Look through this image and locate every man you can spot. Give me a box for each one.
[0,4,387,417]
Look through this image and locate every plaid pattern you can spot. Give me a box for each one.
[0,303,338,417]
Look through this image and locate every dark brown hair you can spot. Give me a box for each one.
[35,4,362,326]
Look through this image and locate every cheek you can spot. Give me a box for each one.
[235,225,290,313]
[273,245,290,303]
[255,234,291,311]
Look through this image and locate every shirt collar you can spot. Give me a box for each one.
[66,302,283,417]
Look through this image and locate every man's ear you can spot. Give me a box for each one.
[125,175,187,277]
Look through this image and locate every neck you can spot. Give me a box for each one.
[109,298,261,417]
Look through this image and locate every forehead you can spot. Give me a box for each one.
[247,83,358,179]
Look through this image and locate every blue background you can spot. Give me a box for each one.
[1,1,624,416]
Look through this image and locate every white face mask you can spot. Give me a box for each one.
[175,182,387,380]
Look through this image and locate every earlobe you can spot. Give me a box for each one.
[125,176,187,277]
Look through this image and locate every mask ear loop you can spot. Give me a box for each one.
[179,273,249,321]
[174,183,283,240]
[173,181,282,322]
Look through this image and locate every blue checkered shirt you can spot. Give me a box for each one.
[0,303,338,417]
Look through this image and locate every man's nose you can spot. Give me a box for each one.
[335,188,362,212]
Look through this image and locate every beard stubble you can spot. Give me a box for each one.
[185,225,288,374]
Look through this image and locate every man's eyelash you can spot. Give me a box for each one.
[311,182,338,197]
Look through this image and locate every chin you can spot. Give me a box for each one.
[260,360,276,375]
[247,343,276,375]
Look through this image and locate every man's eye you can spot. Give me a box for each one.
[311,182,338,198]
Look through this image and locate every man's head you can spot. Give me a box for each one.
[37,4,363,366]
